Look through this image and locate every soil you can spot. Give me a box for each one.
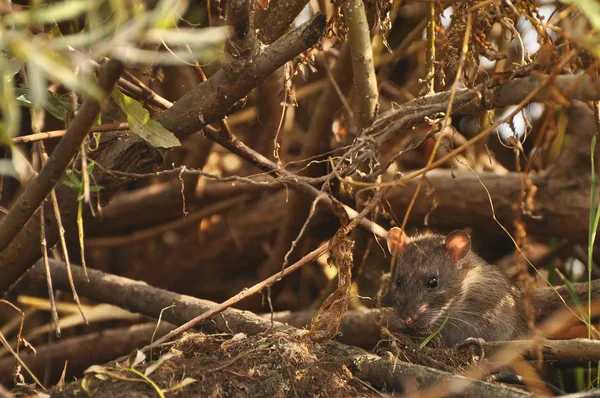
[49,331,377,397]
[17,328,476,397]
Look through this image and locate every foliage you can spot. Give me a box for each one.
[0,0,225,143]
[112,89,179,148]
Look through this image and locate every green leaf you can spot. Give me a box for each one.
[11,40,103,100]
[52,18,118,50]
[87,160,96,173]
[14,87,72,120]
[112,89,180,148]
[39,53,102,100]
[26,62,48,119]
[63,180,78,190]
[0,58,21,142]
[66,169,82,187]
[419,314,449,349]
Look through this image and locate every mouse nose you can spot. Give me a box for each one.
[402,316,414,325]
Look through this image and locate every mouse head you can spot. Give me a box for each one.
[387,228,471,264]
[383,228,471,330]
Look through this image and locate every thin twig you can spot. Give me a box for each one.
[12,122,130,144]
[202,125,389,239]
[424,2,436,94]
[39,205,60,337]
[36,141,88,324]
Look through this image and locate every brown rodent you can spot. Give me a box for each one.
[380,227,527,347]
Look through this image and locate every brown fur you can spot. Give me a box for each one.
[381,231,527,347]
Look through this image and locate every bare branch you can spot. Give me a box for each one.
[157,13,327,139]
[257,0,309,44]
[343,0,378,129]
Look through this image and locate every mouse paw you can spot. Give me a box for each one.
[454,337,486,361]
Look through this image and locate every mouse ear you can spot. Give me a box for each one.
[387,227,409,256]
[444,230,471,263]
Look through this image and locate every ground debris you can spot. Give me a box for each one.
[51,331,373,397]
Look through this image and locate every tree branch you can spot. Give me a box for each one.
[157,13,327,139]
[366,74,600,147]
[343,0,378,129]
[257,0,310,44]
[386,170,590,240]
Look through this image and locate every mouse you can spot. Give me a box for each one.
[380,227,527,347]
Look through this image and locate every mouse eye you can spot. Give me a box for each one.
[395,278,402,286]
[427,276,438,288]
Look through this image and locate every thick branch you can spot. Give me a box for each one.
[157,13,326,139]
[257,0,309,44]
[386,170,590,241]
[386,101,596,242]
[483,338,600,366]
[343,0,378,128]
[486,74,600,109]
[324,343,530,397]
[25,259,287,337]
[367,74,600,145]
[532,279,600,321]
